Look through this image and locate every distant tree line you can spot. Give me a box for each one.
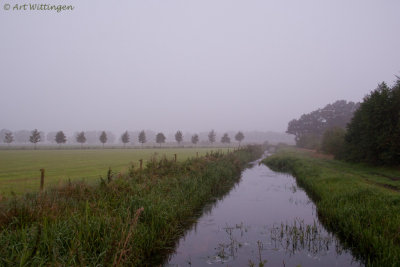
[287,100,359,149]
[287,78,400,165]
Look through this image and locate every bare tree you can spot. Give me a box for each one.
[208,130,216,145]
[235,131,245,147]
[0,129,10,144]
[175,130,183,145]
[4,131,14,146]
[156,132,166,147]
[84,131,99,145]
[121,131,130,148]
[105,131,116,144]
[55,131,67,148]
[138,130,146,147]
[76,131,86,148]
[221,133,231,144]
[29,129,41,149]
[99,131,107,148]
[14,130,30,144]
[46,132,57,144]
[191,134,199,146]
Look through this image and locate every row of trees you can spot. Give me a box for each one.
[1,129,246,148]
[0,130,115,145]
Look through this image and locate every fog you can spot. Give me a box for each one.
[1,0,399,135]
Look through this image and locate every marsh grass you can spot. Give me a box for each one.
[268,218,340,256]
[263,148,400,266]
[0,146,263,266]
[207,219,340,267]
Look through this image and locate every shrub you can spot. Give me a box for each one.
[320,127,346,159]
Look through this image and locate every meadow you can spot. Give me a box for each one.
[263,148,400,266]
[0,146,263,266]
[0,147,229,196]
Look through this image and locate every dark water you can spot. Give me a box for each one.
[165,157,363,267]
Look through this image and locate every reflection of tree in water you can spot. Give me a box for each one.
[165,179,243,265]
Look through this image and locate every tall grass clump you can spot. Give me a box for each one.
[0,145,263,266]
[263,148,400,267]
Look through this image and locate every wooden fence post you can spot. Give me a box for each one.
[139,159,143,171]
[174,154,177,162]
[40,168,45,191]
[107,167,112,183]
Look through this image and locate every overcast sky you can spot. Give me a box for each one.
[1,0,399,134]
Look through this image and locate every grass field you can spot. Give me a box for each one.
[0,146,263,266]
[263,148,400,266]
[0,148,229,196]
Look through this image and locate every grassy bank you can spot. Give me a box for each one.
[263,148,400,266]
[0,146,263,266]
[0,148,229,196]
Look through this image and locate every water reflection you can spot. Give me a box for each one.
[166,158,363,267]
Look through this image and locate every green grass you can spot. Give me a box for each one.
[0,148,229,196]
[263,148,400,266]
[0,146,263,266]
